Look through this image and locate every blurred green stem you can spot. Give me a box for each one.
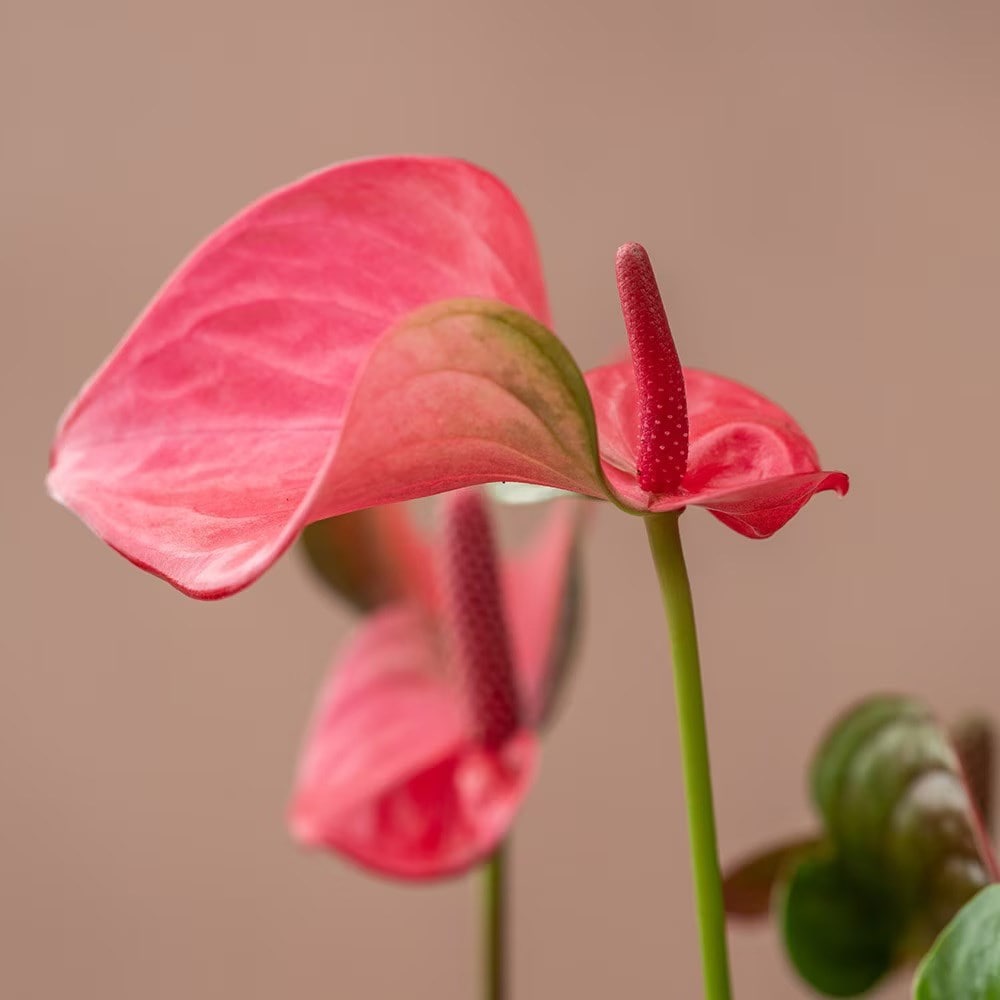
[645,511,733,1000]
[483,840,507,1000]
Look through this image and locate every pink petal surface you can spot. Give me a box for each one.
[585,361,847,533]
[48,157,556,598]
[289,603,538,879]
[503,501,583,723]
[52,299,607,598]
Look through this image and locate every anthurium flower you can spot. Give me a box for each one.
[289,487,580,878]
[48,156,847,599]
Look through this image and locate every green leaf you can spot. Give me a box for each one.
[723,837,822,917]
[913,885,1000,999]
[733,697,994,994]
[809,696,988,906]
[811,696,934,864]
[781,855,898,997]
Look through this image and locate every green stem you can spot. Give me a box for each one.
[482,840,508,1000]
[645,511,733,1000]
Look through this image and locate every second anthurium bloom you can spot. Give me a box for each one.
[48,156,847,599]
[290,489,581,878]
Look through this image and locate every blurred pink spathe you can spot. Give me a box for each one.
[289,489,581,879]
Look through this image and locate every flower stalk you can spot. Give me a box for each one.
[483,841,508,1000]
[645,510,732,1000]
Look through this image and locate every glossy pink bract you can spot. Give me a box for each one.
[48,157,550,597]
[48,155,847,600]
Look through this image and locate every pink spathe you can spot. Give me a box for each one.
[48,155,847,599]
[289,490,577,879]
[586,363,847,537]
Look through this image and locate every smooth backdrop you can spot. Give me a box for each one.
[4,2,1000,997]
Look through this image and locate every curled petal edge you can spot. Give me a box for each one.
[686,470,850,538]
[50,300,615,598]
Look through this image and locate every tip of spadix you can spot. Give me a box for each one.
[615,242,650,281]
[616,241,647,260]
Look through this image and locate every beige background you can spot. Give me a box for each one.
[4,1,1000,997]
